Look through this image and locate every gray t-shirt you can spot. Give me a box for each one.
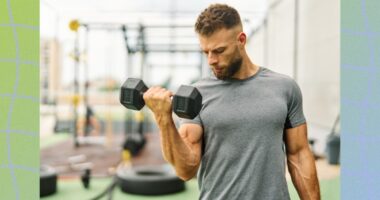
[180,67,306,200]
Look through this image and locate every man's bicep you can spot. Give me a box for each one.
[284,123,309,155]
[178,123,203,153]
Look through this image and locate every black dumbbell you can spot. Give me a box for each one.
[120,78,202,119]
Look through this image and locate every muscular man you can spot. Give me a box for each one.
[143,4,320,200]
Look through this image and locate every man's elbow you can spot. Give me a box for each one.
[176,169,197,181]
[178,175,193,181]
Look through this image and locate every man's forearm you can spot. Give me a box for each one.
[287,149,320,200]
[154,114,199,179]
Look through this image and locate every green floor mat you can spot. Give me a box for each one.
[41,177,339,200]
[41,177,199,200]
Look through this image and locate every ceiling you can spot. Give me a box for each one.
[41,0,268,30]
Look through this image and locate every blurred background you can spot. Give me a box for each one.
[40,0,340,199]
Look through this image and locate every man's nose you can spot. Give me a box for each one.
[208,53,218,66]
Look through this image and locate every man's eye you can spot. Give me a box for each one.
[215,48,225,54]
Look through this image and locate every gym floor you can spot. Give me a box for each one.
[41,176,340,200]
[40,133,340,200]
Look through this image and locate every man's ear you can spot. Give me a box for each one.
[237,32,246,45]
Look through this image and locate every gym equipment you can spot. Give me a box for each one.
[40,160,93,197]
[122,111,147,157]
[123,133,146,157]
[40,165,58,197]
[71,94,81,107]
[308,138,321,160]
[326,115,340,165]
[54,119,75,133]
[90,151,133,200]
[90,176,118,200]
[92,150,185,199]
[81,169,91,189]
[69,19,80,32]
[117,164,185,195]
[120,78,202,119]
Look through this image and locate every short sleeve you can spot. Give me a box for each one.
[284,80,306,129]
[179,113,203,126]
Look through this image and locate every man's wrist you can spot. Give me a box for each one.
[154,113,173,125]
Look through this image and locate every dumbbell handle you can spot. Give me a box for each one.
[120,78,202,119]
[120,78,183,107]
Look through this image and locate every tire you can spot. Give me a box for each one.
[117,164,185,195]
[40,165,58,197]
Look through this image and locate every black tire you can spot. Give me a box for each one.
[117,164,185,195]
[40,165,58,197]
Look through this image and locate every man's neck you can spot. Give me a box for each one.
[232,58,259,80]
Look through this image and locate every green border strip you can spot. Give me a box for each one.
[0,0,39,199]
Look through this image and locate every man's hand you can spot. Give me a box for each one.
[143,86,174,116]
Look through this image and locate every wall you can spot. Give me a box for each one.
[247,0,340,153]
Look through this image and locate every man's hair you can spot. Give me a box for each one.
[195,4,242,36]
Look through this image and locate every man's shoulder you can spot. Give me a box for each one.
[261,67,291,80]
[191,75,220,88]
[260,67,296,86]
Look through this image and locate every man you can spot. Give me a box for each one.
[143,4,320,200]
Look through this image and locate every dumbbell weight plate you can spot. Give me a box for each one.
[120,78,148,110]
[173,85,202,119]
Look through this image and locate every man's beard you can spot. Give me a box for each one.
[213,57,243,80]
